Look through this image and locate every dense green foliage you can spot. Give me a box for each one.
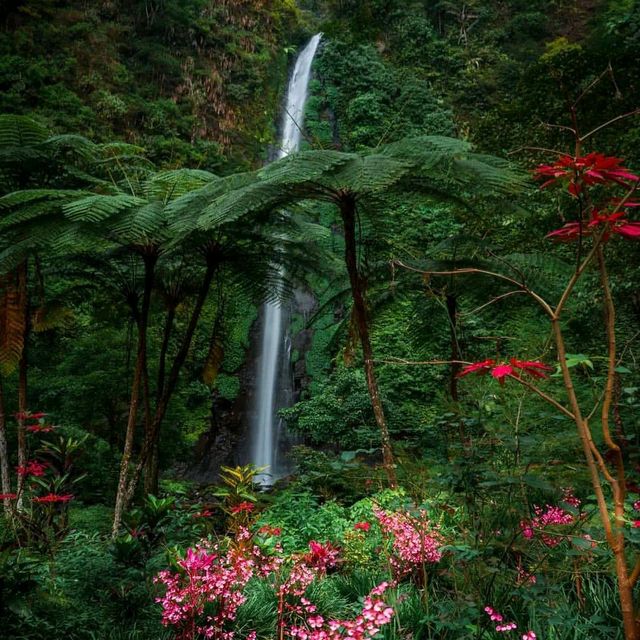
[2,0,640,638]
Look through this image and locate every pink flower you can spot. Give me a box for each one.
[354,521,371,532]
[374,508,442,580]
[633,500,640,511]
[522,632,536,640]
[632,520,640,528]
[521,496,579,546]
[484,606,503,622]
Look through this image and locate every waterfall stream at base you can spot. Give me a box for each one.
[248,34,322,485]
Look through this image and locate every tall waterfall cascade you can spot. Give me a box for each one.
[249,34,322,485]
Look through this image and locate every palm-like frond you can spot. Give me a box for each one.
[63,194,147,223]
[258,149,354,185]
[108,200,167,245]
[322,154,412,195]
[0,114,48,148]
[143,169,218,203]
[196,180,296,230]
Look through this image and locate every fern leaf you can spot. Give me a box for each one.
[63,194,145,223]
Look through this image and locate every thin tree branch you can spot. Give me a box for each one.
[461,290,528,317]
[580,109,640,143]
[507,375,575,420]
[394,259,554,318]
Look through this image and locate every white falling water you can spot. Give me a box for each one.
[250,34,322,485]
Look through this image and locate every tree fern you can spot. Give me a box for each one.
[0,114,48,148]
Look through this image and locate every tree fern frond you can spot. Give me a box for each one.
[0,114,48,148]
[500,252,575,296]
[197,181,291,230]
[323,155,411,194]
[63,194,146,223]
[44,134,98,160]
[259,150,355,185]
[166,172,258,234]
[381,135,470,166]
[452,157,529,193]
[108,201,166,243]
[144,169,218,203]
[0,189,83,210]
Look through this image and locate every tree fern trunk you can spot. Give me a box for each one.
[16,262,28,510]
[0,376,11,516]
[133,257,218,501]
[339,194,397,486]
[143,304,176,496]
[112,252,157,537]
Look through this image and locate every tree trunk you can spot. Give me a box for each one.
[339,194,397,486]
[112,252,157,537]
[133,257,218,501]
[0,376,11,515]
[16,262,28,510]
[143,304,175,496]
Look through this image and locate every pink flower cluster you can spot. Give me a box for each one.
[373,507,442,580]
[484,606,536,638]
[520,492,579,547]
[155,543,261,640]
[156,532,395,640]
[286,583,393,640]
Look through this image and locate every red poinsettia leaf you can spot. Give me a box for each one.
[510,358,553,380]
[546,223,585,242]
[568,181,582,197]
[616,223,640,239]
[491,364,515,384]
[458,359,495,378]
[605,169,640,183]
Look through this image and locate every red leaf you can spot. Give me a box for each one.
[458,359,495,378]
[616,223,640,239]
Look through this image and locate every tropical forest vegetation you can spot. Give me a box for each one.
[1,1,640,639]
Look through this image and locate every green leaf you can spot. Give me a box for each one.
[565,353,593,369]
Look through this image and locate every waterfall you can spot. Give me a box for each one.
[249,34,322,485]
